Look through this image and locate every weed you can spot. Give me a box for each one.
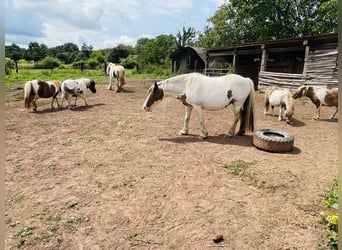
[15,194,24,203]
[47,163,57,171]
[14,225,36,247]
[63,215,83,229]
[46,214,61,222]
[319,176,338,249]
[62,139,73,147]
[224,159,250,175]
[5,123,15,131]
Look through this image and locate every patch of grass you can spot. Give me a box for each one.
[224,159,250,175]
[5,123,15,131]
[46,215,61,222]
[62,139,73,147]
[15,194,24,203]
[47,163,57,171]
[13,225,36,248]
[318,176,338,249]
[63,215,83,229]
[86,161,102,169]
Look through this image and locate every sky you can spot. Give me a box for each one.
[5,0,226,50]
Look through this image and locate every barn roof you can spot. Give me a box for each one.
[207,33,337,56]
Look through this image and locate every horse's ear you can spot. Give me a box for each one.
[153,82,158,92]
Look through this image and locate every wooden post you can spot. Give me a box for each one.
[260,44,267,72]
[232,51,237,73]
[303,40,309,75]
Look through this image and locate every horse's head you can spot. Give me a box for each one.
[292,85,309,99]
[88,79,96,93]
[285,92,295,119]
[143,82,164,112]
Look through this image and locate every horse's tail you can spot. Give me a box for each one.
[24,80,34,109]
[239,78,255,134]
[120,70,126,86]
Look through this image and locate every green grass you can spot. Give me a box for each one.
[5,66,170,89]
[318,176,338,249]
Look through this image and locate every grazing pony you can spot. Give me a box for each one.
[106,62,126,92]
[264,87,295,123]
[60,79,96,109]
[143,73,255,139]
[72,78,96,106]
[292,85,338,119]
[24,79,62,112]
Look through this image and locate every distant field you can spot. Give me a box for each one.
[5,68,166,88]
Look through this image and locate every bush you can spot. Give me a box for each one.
[37,57,62,69]
[319,176,338,249]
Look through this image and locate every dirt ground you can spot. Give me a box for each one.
[5,78,338,249]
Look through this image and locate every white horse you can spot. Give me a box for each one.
[106,62,126,92]
[264,87,295,123]
[143,73,255,139]
[60,79,95,109]
[292,85,338,120]
[24,79,62,112]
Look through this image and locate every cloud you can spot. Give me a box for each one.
[5,0,224,49]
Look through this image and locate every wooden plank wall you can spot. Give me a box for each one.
[258,47,338,91]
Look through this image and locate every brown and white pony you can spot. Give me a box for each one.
[143,73,255,139]
[106,62,125,92]
[24,79,62,112]
[292,85,338,120]
[264,87,295,123]
[60,78,96,109]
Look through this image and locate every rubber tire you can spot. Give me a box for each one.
[253,129,294,153]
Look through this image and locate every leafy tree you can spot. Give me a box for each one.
[141,34,177,65]
[196,0,338,47]
[108,45,129,63]
[5,43,23,73]
[79,43,93,60]
[176,26,196,48]
[26,42,48,63]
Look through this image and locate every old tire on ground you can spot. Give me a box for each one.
[253,129,294,153]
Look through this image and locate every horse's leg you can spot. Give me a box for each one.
[179,106,192,136]
[108,76,112,90]
[313,105,321,120]
[32,96,38,112]
[77,94,87,106]
[271,106,275,116]
[226,109,241,137]
[115,77,121,92]
[330,107,338,119]
[278,106,283,121]
[192,105,208,139]
[264,99,269,115]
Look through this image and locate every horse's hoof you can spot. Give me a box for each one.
[178,130,188,135]
[224,133,234,137]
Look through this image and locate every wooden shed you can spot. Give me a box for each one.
[170,46,206,74]
[206,33,338,90]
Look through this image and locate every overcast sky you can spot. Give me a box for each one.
[5,0,225,49]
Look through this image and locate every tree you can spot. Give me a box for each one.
[108,45,129,63]
[5,43,23,73]
[196,0,338,48]
[26,42,48,63]
[176,26,196,48]
[141,35,177,65]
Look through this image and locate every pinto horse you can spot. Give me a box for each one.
[106,62,126,92]
[264,87,295,123]
[143,73,255,139]
[24,79,62,112]
[292,85,338,119]
[60,79,96,109]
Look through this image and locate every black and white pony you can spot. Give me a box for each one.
[106,62,126,92]
[60,78,96,109]
[24,79,62,112]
